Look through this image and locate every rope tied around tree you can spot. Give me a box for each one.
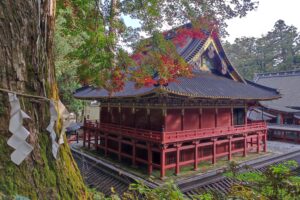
[0,87,71,164]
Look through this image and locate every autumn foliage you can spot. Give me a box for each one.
[172,28,206,47]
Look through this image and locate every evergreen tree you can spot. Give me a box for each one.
[224,19,300,79]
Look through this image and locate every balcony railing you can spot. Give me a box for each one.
[84,121,267,144]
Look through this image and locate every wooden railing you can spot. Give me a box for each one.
[84,121,162,142]
[84,120,267,144]
[163,122,267,143]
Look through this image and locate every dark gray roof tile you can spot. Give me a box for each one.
[255,70,300,113]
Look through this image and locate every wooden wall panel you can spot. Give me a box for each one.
[121,107,134,127]
[166,109,181,131]
[202,108,215,128]
[217,108,231,127]
[111,107,120,124]
[216,143,228,154]
[135,108,149,129]
[100,107,111,123]
[150,109,163,131]
[184,108,199,130]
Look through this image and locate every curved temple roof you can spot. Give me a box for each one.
[74,71,279,100]
[74,27,280,101]
[255,70,300,113]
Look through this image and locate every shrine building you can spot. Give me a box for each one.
[253,70,300,142]
[74,25,280,178]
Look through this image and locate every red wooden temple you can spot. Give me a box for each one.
[74,25,280,178]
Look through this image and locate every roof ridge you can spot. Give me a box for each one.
[254,69,300,80]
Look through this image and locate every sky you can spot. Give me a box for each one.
[226,0,300,42]
[123,0,300,43]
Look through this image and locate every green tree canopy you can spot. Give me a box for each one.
[224,19,300,79]
[56,0,258,91]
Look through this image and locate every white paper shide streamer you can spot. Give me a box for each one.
[7,93,33,165]
[58,100,71,145]
[46,100,70,159]
[46,100,60,159]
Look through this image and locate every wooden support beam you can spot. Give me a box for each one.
[243,134,248,157]
[244,106,248,125]
[181,109,184,131]
[88,130,91,149]
[194,142,198,171]
[230,106,233,126]
[263,131,267,152]
[163,109,167,131]
[148,108,151,130]
[147,143,153,175]
[83,118,86,147]
[228,136,232,161]
[175,144,182,175]
[199,108,202,129]
[257,133,260,153]
[215,108,218,127]
[104,133,108,157]
[83,128,86,148]
[94,121,98,150]
[132,140,136,166]
[118,136,121,161]
[160,147,166,178]
[95,133,98,150]
[212,138,217,164]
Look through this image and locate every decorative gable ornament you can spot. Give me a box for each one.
[208,45,215,59]
[221,60,228,75]
[7,93,33,165]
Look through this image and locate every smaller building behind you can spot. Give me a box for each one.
[254,70,300,142]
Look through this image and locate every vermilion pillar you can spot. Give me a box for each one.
[243,134,247,157]
[83,121,86,147]
[244,106,248,125]
[215,108,218,127]
[194,142,198,170]
[175,144,181,175]
[132,140,136,166]
[228,136,232,160]
[118,136,121,161]
[88,129,91,149]
[263,131,267,152]
[83,127,86,147]
[160,147,166,178]
[94,133,98,150]
[257,133,260,153]
[163,109,167,131]
[147,143,153,175]
[199,108,202,129]
[212,138,217,164]
[147,108,151,130]
[104,133,108,157]
[94,121,99,150]
[230,106,233,126]
[181,109,184,130]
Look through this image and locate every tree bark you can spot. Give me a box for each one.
[0,1,88,199]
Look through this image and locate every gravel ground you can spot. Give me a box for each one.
[267,140,300,154]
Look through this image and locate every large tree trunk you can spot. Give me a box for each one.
[0,1,88,199]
